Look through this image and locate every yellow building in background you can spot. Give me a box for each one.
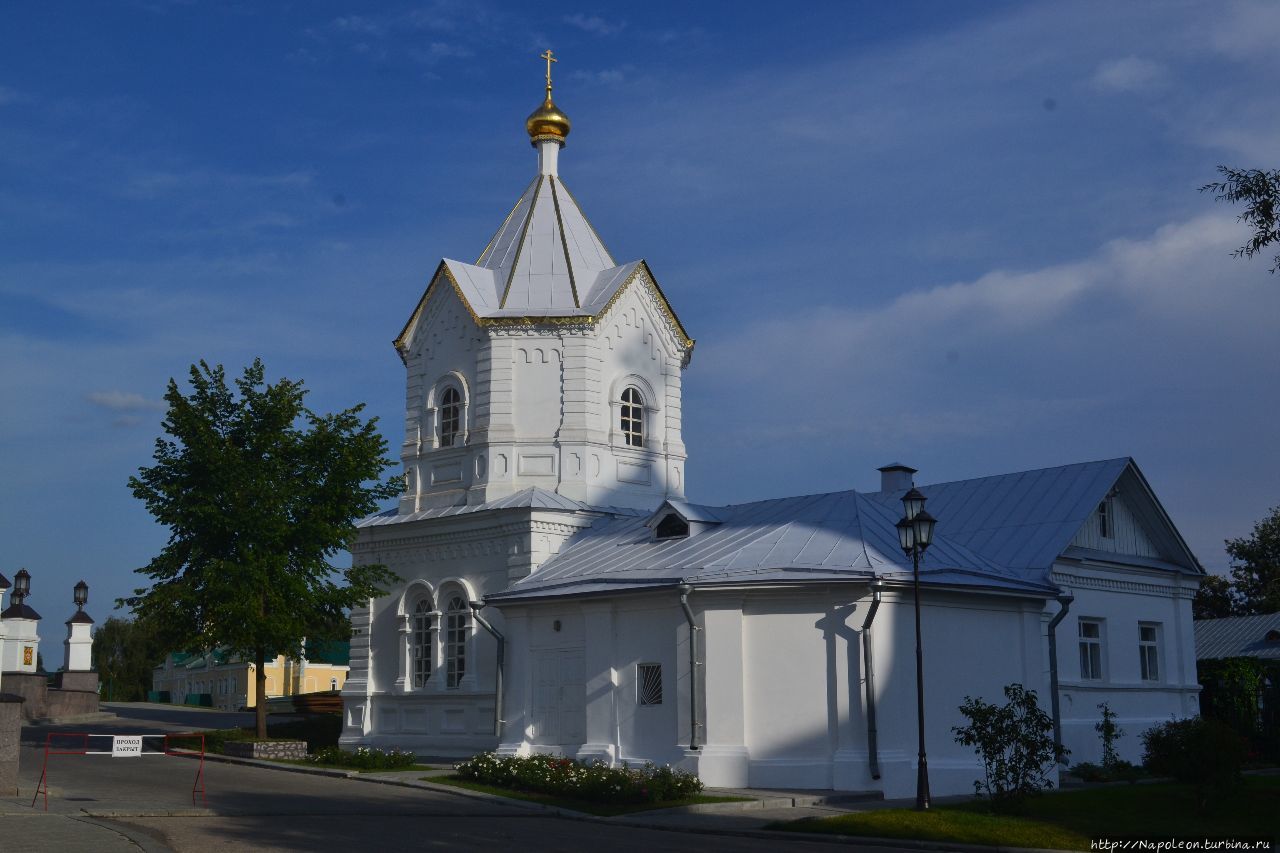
[151,642,349,712]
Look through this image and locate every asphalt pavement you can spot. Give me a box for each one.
[0,703,961,853]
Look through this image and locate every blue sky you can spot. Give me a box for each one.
[3,1,1278,622]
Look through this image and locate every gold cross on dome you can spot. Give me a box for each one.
[540,49,557,92]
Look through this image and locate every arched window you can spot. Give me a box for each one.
[439,387,462,447]
[445,595,469,689]
[412,598,435,688]
[621,387,644,447]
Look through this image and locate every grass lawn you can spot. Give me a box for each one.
[774,776,1280,851]
[428,774,751,817]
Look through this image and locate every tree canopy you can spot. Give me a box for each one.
[93,616,168,702]
[1201,166,1280,274]
[122,359,399,733]
[1193,505,1280,618]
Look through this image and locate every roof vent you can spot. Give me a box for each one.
[877,462,917,492]
[656,514,690,540]
[1266,629,1280,644]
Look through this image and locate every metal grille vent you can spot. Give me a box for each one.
[638,663,662,706]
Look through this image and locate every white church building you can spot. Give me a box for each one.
[340,66,1204,798]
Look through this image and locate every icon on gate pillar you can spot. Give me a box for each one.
[23,647,33,666]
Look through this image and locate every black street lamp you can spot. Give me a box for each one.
[13,568,31,607]
[896,488,937,811]
[74,580,89,612]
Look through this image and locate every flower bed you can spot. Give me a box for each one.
[305,745,418,771]
[453,752,702,804]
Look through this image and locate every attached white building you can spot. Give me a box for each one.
[341,75,1203,798]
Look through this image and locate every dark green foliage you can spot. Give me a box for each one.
[121,360,400,736]
[307,746,416,770]
[1192,574,1239,619]
[1201,166,1280,273]
[1197,657,1280,763]
[952,683,1064,813]
[1141,718,1246,813]
[196,715,341,754]
[1095,702,1123,768]
[1070,760,1142,784]
[454,752,703,804]
[1224,505,1280,615]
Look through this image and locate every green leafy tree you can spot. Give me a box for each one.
[952,683,1064,813]
[122,360,399,737]
[1225,505,1280,615]
[93,616,168,701]
[1096,702,1123,768]
[1193,573,1239,620]
[1201,166,1280,274]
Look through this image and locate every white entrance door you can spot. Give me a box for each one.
[531,649,585,747]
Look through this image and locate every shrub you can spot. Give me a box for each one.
[1096,702,1123,767]
[1070,759,1143,784]
[306,745,417,770]
[454,752,703,804]
[952,683,1065,813]
[1141,717,1246,812]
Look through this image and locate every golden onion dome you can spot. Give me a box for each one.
[526,92,571,145]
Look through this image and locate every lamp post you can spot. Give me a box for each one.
[896,488,937,811]
[74,580,89,612]
[12,568,31,608]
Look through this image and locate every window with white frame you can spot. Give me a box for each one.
[1138,622,1160,682]
[637,663,663,706]
[620,387,644,447]
[412,598,435,688]
[439,387,462,447]
[445,595,469,689]
[1079,618,1104,680]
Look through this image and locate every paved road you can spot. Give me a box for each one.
[3,704,901,852]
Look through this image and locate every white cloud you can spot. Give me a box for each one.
[1091,56,1169,93]
[86,390,166,413]
[562,13,625,36]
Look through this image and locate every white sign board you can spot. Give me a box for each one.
[112,735,143,757]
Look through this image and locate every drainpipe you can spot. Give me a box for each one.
[1046,593,1074,763]
[677,584,701,751]
[861,579,884,780]
[469,601,505,739]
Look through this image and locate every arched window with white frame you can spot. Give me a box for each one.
[445,595,469,689]
[412,597,435,688]
[620,386,644,447]
[439,386,462,447]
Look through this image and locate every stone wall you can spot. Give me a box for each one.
[223,740,307,760]
[0,671,102,721]
[0,694,22,796]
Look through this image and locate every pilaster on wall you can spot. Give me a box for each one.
[559,334,604,446]
[475,337,516,444]
[579,602,618,763]
[695,602,750,787]
[497,611,530,754]
[340,600,375,741]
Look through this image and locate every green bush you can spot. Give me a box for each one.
[952,683,1065,813]
[1070,759,1143,784]
[1141,717,1246,812]
[306,745,417,770]
[454,752,703,804]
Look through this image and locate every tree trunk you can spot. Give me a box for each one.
[255,645,267,739]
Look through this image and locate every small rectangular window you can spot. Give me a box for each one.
[1078,618,1104,680]
[1098,500,1112,539]
[638,663,663,706]
[1139,622,1160,682]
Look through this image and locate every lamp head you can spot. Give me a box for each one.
[901,487,926,521]
[913,509,937,551]
[896,515,916,554]
[13,568,31,600]
[74,580,89,609]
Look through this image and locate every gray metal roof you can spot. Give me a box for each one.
[488,488,1057,603]
[489,457,1200,604]
[357,487,641,529]
[864,457,1199,576]
[1195,613,1280,661]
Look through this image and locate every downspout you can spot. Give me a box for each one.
[861,579,884,780]
[677,584,701,751]
[469,601,505,739]
[1046,593,1074,763]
